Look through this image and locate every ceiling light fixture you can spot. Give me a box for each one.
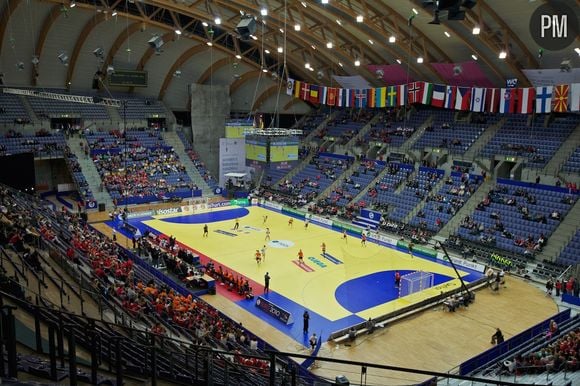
[260,8,267,16]
[294,24,301,31]
[214,17,221,25]
[305,62,311,69]
[471,54,478,60]
[175,29,182,35]
[396,59,402,64]
[336,19,342,26]
[321,0,329,4]
[472,26,480,35]
[356,15,363,23]
[112,11,117,16]
[206,42,213,46]
[70,1,76,8]
[235,54,242,59]
[264,49,270,54]
[389,35,396,43]
[368,39,374,45]
[575,48,580,56]
[499,51,507,59]
[417,57,424,63]
[338,62,343,67]
[354,59,360,66]
[412,8,419,15]
[202,21,208,27]
[444,31,450,38]
[277,47,283,53]
[326,42,333,49]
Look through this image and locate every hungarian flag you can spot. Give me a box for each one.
[386,86,397,107]
[444,86,456,109]
[516,87,535,114]
[397,84,407,106]
[553,84,569,113]
[293,80,301,98]
[431,84,445,108]
[408,81,422,104]
[309,85,320,104]
[454,87,471,111]
[499,88,517,114]
[486,88,500,113]
[470,88,486,112]
[422,82,433,105]
[327,87,337,106]
[376,87,386,108]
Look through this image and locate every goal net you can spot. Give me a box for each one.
[399,271,435,298]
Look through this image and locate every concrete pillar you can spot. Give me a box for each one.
[190,84,230,178]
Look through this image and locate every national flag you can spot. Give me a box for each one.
[397,84,407,106]
[327,87,337,106]
[386,86,397,107]
[376,87,386,108]
[444,86,456,109]
[499,88,517,114]
[422,82,433,105]
[516,87,535,114]
[319,86,328,105]
[286,78,295,96]
[454,87,471,111]
[368,88,376,108]
[309,84,319,104]
[553,84,569,113]
[470,88,486,112]
[535,86,552,113]
[299,82,310,101]
[343,88,352,108]
[570,83,580,112]
[431,84,446,108]
[337,88,344,107]
[293,80,301,98]
[486,88,500,113]
[408,81,422,104]
[354,89,367,108]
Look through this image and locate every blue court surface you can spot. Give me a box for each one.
[107,206,484,346]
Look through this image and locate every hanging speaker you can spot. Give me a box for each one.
[236,16,256,40]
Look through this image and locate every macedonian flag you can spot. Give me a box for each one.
[553,84,569,113]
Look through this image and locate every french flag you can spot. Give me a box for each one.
[499,88,517,114]
[517,88,535,114]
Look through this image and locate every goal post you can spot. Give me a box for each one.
[399,271,435,298]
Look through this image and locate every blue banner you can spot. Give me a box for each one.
[255,296,293,325]
[360,208,382,223]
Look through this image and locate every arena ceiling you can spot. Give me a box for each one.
[0,0,578,107]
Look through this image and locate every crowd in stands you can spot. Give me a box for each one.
[509,328,579,375]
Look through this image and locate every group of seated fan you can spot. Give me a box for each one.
[508,328,579,374]
[186,149,218,188]
[94,147,192,198]
[86,128,165,151]
[0,186,264,353]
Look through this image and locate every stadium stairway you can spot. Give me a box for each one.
[273,150,317,186]
[105,104,122,122]
[463,117,507,161]
[543,120,580,176]
[401,171,449,224]
[435,177,495,239]
[18,95,40,125]
[317,158,361,200]
[338,112,383,153]
[161,130,214,196]
[535,198,580,263]
[303,109,342,145]
[348,162,396,205]
[400,115,434,153]
[65,136,114,209]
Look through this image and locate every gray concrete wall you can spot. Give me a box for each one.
[190,84,230,177]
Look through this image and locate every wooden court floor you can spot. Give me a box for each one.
[91,213,559,385]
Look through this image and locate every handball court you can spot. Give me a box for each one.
[91,205,558,384]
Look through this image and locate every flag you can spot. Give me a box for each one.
[397,84,407,106]
[386,86,397,107]
[470,88,486,112]
[293,80,301,98]
[535,86,552,113]
[376,87,386,108]
[422,82,433,105]
[337,88,344,107]
[368,88,376,108]
[298,82,310,101]
[455,87,471,111]
[444,86,456,109]
[570,83,580,112]
[553,84,569,113]
[499,88,517,114]
[431,84,446,108]
[408,81,422,104]
[354,89,367,108]
[327,87,337,106]
[309,84,319,104]
[486,88,500,113]
[319,86,328,105]
[286,78,295,96]
[516,87,535,114]
[342,88,352,108]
